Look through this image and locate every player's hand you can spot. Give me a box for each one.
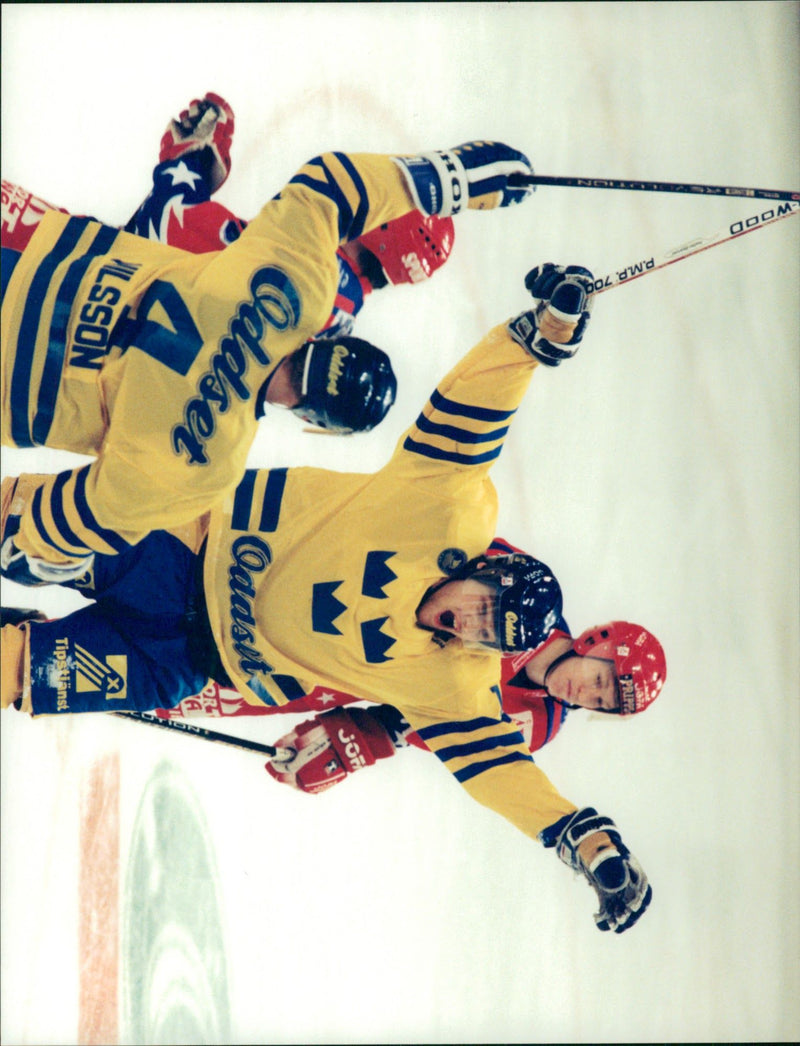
[265,707,397,794]
[540,806,652,933]
[394,141,534,216]
[159,92,235,193]
[508,263,595,366]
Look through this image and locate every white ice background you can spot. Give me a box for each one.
[1,3,799,1043]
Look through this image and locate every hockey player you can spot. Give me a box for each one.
[264,614,666,793]
[1,135,533,584]
[2,260,660,934]
[124,93,456,338]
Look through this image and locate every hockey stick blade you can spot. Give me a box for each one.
[508,172,800,202]
[111,709,293,760]
[589,200,799,294]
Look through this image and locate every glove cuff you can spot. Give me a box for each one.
[540,806,626,872]
[507,311,573,367]
[370,704,413,750]
[393,151,469,217]
[538,810,576,848]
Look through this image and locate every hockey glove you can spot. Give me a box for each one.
[1,479,93,586]
[159,92,235,193]
[539,806,652,933]
[508,263,595,366]
[394,141,534,217]
[1,535,93,587]
[265,706,410,794]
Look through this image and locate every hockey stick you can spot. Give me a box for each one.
[508,172,800,202]
[587,199,799,294]
[111,710,292,760]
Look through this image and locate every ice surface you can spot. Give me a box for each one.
[2,3,798,1043]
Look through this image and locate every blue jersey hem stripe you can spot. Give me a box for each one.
[271,674,306,701]
[33,224,119,446]
[1,247,21,306]
[10,217,87,446]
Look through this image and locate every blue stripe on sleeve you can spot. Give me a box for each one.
[1,247,21,304]
[72,465,130,553]
[403,435,504,466]
[414,412,510,445]
[10,217,88,446]
[231,470,257,531]
[29,486,79,558]
[290,158,355,242]
[416,715,509,741]
[433,728,527,762]
[32,224,120,446]
[430,388,516,423]
[48,471,93,552]
[259,468,287,532]
[453,750,533,783]
[332,152,370,240]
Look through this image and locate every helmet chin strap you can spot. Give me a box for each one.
[543,648,579,697]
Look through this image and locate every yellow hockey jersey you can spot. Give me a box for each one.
[2,153,414,561]
[204,324,577,841]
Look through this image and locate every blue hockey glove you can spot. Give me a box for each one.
[508,263,595,366]
[394,141,534,217]
[539,807,652,933]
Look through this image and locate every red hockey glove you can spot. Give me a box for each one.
[159,92,235,193]
[265,707,398,794]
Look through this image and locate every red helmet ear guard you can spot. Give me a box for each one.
[572,622,667,716]
[358,211,454,285]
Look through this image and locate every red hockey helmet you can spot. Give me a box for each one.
[358,211,454,285]
[572,621,666,716]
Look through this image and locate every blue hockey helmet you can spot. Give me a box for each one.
[292,336,397,434]
[450,553,564,653]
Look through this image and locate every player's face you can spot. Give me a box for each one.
[417,578,499,647]
[546,654,619,711]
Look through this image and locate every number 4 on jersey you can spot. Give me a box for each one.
[116,279,203,375]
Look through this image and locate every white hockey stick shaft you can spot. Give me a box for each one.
[589,200,799,295]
